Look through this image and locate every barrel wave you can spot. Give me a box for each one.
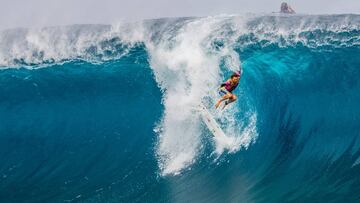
[0,14,360,202]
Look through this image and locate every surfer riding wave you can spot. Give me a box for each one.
[215,71,242,109]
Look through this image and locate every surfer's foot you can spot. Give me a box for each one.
[215,101,221,109]
[222,101,229,110]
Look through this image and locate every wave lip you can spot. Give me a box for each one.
[1,14,359,68]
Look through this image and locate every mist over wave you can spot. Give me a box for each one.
[0,14,359,202]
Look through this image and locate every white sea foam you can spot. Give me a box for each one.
[1,14,358,67]
[145,16,259,175]
[148,16,230,175]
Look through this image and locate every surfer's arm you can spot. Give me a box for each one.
[220,80,230,87]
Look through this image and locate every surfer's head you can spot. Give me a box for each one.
[236,71,241,76]
[230,71,241,83]
[231,71,241,78]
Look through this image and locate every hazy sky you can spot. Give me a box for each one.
[0,0,359,30]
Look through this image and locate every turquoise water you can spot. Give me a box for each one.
[0,14,360,202]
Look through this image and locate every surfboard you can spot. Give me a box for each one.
[198,103,227,138]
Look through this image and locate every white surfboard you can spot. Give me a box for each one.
[198,103,227,138]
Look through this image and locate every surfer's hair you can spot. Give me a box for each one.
[231,71,241,78]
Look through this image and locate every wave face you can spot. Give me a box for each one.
[0,14,360,202]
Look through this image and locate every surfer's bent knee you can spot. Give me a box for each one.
[225,93,232,99]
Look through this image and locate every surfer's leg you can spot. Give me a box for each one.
[227,94,237,104]
[215,94,230,108]
[222,94,237,109]
[215,88,230,108]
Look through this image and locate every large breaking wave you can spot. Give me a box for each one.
[0,14,359,202]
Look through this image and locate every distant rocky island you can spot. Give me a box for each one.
[280,2,296,14]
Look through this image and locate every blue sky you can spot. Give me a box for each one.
[0,0,359,30]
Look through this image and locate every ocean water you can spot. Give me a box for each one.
[0,14,359,202]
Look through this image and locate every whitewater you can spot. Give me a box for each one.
[0,14,359,202]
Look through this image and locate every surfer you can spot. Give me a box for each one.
[215,71,241,109]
